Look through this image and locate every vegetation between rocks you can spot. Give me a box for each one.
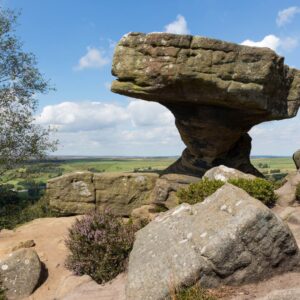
[65,210,136,284]
[177,178,277,207]
[170,283,217,300]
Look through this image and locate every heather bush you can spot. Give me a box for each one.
[177,178,277,207]
[65,210,136,284]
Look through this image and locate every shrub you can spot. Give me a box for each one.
[270,169,281,174]
[177,178,224,205]
[229,178,277,207]
[177,178,277,207]
[0,196,58,230]
[171,283,217,300]
[65,210,136,284]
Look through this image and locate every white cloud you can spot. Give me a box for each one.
[164,15,190,35]
[241,35,281,51]
[250,113,300,156]
[36,102,129,132]
[36,100,182,156]
[277,6,300,27]
[74,47,109,70]
[241,34,298,52]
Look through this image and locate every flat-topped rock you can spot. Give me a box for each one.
[111,32,300,177]
[46,172,197,216]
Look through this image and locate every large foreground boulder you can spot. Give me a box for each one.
[0,249,42,300]
[126,184,300,300]
[293,150,300,170]
[111,33,300,177]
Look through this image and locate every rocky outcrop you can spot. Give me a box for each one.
[47,171,199,216]
[126,184,300,300]
[203,165,256,181]
[111,32,300,177]
[293,150,300,169]
[275,172,300,207]
[0,249,42,300]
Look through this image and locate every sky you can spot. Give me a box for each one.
[3,0,300,156]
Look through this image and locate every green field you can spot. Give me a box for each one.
[1,156,296,189]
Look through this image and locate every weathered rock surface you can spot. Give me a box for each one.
[203,165,256,181]
[94,172,158,216]
[257,288,300,300]
[0,249,41,300]
[293,150,300,169]
[275,171,300,207]
[47,172,199,216]
[126,184,300,300]
[47,172,95,215]
[111,32,300,177]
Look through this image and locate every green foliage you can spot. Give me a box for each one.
[177,178,224,205]
[172,283,217,300]
[229,178,277,206]
[65,210,136,284]
[258,163,269,169]
[0,184,57,230]
[177,178,277,207]
[0,8,57,172]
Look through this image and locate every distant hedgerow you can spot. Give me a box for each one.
[177,178,277,207]
[65,210,136,284]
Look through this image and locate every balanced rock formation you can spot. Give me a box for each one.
[111,33,300,177]
[0,248,42,300]
[46,171,199,216]
[126,184,300,300]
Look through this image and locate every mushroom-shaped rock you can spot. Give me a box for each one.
[111,32,300,177]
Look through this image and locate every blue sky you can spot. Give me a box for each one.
[3,0,300,156]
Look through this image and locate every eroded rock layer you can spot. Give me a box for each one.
[111,33,300,176]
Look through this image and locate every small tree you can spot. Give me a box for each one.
[0,8,56,173]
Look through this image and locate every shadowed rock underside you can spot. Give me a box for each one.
[111,32,300,177]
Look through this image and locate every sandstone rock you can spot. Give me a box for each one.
[11,240,35,252]
[257,288,300,300]
[60,273,126,300]
[130,204,163,226]
[275,172,300,206]
[293,150,300,169]
[0,249,42,300]
[47,172,95,215]
[47,171,200,217]
[94,173,158,216]
[203,165,256,182]
[149,173,200,209]
[111,33,300,177]
[126,184,300,300]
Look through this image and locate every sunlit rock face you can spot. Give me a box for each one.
[111,32,300,177]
